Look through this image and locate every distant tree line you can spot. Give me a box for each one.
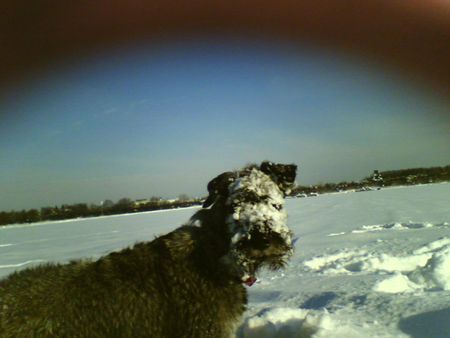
[291,165,450,195]
[377,166,449,186]
[1,165,448,227]
[0,196,202,227]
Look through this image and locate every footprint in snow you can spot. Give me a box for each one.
[302,236,450,293]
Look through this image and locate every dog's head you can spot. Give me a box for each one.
[203,162,297,208]
[205,162,297,286]
[260,161,297,196]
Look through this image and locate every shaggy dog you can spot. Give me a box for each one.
[0,161,297,338]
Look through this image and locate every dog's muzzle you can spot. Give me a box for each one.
[225,168,294,285]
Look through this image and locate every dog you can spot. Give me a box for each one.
[0,161,297,338]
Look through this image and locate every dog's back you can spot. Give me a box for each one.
[1,161,296,337]
[0,217,246,338]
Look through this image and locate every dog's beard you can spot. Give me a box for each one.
[225,168,293,284]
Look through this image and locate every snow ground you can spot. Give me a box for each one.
[1,183,449,337]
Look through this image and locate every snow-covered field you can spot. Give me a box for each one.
[1,183,449,337]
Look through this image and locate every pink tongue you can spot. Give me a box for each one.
[244,276,257,286]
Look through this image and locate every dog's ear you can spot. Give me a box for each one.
[260,161,274,176]
[260,161,297,195]
[202,172,237,208]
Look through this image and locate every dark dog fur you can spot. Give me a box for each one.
[0,162,296,338]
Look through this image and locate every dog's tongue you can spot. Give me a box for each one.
[243,276,257,286]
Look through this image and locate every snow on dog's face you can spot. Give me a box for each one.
[225,168,294,284]
[260,161,297,196]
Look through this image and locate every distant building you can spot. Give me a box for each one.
[133,199,150,207]
[406,175,417,184]
[371,170,384,188]
[101,200,114,208]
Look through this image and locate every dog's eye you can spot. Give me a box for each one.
[272,204,282,211]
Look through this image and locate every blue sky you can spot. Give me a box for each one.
[1,38,449,211]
